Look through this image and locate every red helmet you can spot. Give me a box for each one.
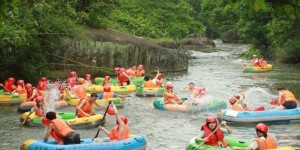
[35,96,44,102]
[107,106,115,115]
[114,67,120,71]
[104,76,110,81]
[256,123,268,133]
[157,73,163,79]
[103,86,111,92]
[40,77,48,81]
[69,71,77,77]
[229,97,236,104]
[77,78,85,84]
[206,116,217,123]
[166,82,173,89]
[120,115,128,124]
[8,77,15,82]
[25,83,32,90]
[85,74,91,79]
[17,80,24,85]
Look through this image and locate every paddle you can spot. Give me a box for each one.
[0,84,13,93]
[94,100,112,139]
[197,123,224,148]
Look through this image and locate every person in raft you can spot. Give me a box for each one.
[229,96,250,111]
[195,116,232,148]
[93,103,129,142]
[97,86,118,99]
[0,77,16,92]
[22,96,49,125]
[25,83,43,101]
[101,76,111,86]
[163,82,181,104]
[76,93,103,118]
[142,76,156,88]
[232,123,277,150]
[84,74,93,86]
[152,69,164,87]
[114,67,131,86]
[44,111,81,144]
[276,87,298,110]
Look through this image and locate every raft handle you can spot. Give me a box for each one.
[238,141,245,144]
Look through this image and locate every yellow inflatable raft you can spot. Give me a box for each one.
[0,90,26,105]
[67,97,124,108]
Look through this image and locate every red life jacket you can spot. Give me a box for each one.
[201,125,229,147]
[27,87,42,99]
[4,81,16,92]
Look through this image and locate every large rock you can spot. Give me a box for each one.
[180,34,216,50]
[221,29,240,43]
[48,28,188,78]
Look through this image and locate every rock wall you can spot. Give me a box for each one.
[47,29,188,78]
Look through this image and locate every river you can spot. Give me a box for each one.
[1,40,300,150]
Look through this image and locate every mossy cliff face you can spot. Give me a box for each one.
[48,29,188,78]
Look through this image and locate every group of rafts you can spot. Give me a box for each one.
[1,59,298,150]
[0,75,149,150]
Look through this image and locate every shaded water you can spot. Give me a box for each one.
[1,40,300,150]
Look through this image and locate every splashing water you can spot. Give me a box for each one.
[45,83,60,113]
[242,87,278,109]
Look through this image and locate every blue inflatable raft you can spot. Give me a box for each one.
[217,108,300,123]
[20,135,146,150]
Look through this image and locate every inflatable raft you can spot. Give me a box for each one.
[217,108,300,123]
[94,77,144,86]
[243,64,273,73]
[20,112,104,127]
[135,86,165,97]
[18,100,68,113]
[20,134,146,150]
[153,97,227,112]
[93,85,136,94]
[187,136,294,150]
[68,97,124,108]
[0,90,26,105]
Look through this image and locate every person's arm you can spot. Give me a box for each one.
[22,108,34,124]
[195,131,207,142]
[122,72,131,80]
[76,99,89,117]
[27,89,38,101]
[98,125,110,136]
[44,123,54,141]
[221,121,233,134]
[278,91,284,106]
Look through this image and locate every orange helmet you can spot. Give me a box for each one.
[120,115,128,124]
[157,73,163,79]
[85,74,91,79]
[206,116,217,123]
[69,71,77,77]
[35,96,44,102]
[77,78,85,84]
[103,86,111,92]
[25,83,32,90]
[229,97,236,104]
[256,123,268,133]
[104,76,110,81]
[17,80,24,85]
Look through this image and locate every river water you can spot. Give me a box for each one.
[1,40,300,150]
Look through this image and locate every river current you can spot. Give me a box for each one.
[1,40,300,150]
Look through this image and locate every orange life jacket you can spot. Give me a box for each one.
[77,98,93,118]
[16,85,26,94]
[144,80,156,88]
[51,119,74,143]
[254,134,277,150]
[33,102,46,117]
[135,69,145,77]
[231,103,244,111]
[201,125,229,147]
[163,90,179,104]
[75,85,87,100]
[252,58,260,67]
[109,124,130,141]
[103,92,114,99]
[280,90,297,105]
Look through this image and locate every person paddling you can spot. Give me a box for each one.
[275,87,298,110]
[232,123,277,150]
[93,103,129,142]
[195,117,232,148]
[163,82,180,104]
